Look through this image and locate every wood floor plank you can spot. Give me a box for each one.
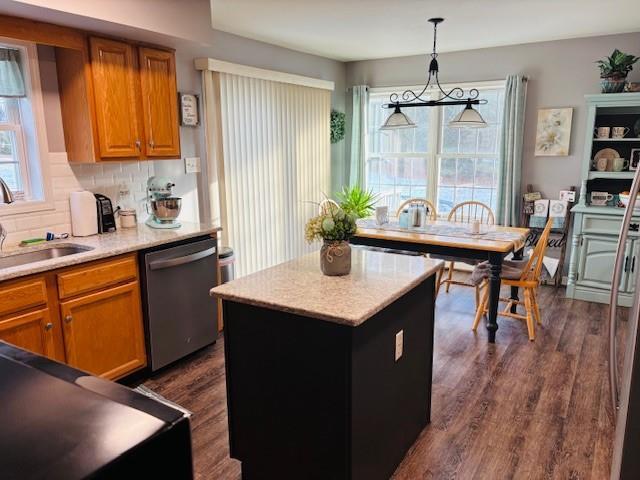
[138,283,616,480]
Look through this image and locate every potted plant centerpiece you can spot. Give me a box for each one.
[305,186,378,276]
[597,49,640,93]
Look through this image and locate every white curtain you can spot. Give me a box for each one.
[207,72,331,277]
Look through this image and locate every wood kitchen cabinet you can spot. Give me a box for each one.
[139,47,181,157]
[89,37,143,159]
[0,254,147,380]
[87,37,180,161]
[60,281,146,380]
[0,308,57,360]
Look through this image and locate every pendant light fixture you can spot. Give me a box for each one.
[380,17,488,130]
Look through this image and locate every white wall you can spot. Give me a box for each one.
[346,32,640,199]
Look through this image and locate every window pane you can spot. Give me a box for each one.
[438,186,454,214]
[441,126,459,153]
[439,157,456,185]
[478,125,498,154]
[473,187,493,207]
[475,157,496,187]
[366,156,380,185]
[457,158,475,186]
[455,187,474,204]
[460,128,478,154]
[0,130,15,156]
[411,157,427,185]
[0,162,20,192]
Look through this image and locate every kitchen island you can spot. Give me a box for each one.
[211,248,443,480]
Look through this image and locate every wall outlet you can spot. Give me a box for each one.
[395,330,404,362]
[184,157,201,173]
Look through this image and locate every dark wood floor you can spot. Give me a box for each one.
[142,280,616,479]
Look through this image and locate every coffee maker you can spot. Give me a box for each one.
[145,177,182,229]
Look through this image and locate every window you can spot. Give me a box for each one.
[366,83,504,217]
[0,39,50,212]
[0,97,29,200]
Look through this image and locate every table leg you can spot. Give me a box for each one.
[486,252,503,343]
[510,247,524,313]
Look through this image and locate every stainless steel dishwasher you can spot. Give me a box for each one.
[141,237,218,371]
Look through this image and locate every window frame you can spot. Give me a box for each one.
[0,37,53,216]
[366,80,505,217]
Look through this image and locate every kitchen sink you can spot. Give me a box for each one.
[0,245,94,269]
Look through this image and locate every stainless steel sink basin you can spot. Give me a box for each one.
[0,244,94,269]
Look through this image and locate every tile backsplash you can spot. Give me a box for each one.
[0,152,155,246]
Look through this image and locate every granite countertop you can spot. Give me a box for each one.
[0,221,221,282]
[210,248,443,327]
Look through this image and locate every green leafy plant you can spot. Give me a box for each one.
[330,109,345,144]
[305,205,357,243]
[336,186,378,218]
[596,49,640,78]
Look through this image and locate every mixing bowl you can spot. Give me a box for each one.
[150,197,182,221]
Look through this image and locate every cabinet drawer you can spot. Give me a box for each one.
[582,214,640,236]
[0,277,48,317]
[57,255,137,299]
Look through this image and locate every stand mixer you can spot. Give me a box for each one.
[145,176,182,229]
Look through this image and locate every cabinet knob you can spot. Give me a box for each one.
[44,322,53,331]
[135,139,141,150]
[149,140,155,149]
[64,315,73,324]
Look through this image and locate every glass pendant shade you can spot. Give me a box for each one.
[448,103,488,128]
[380,105,417,130]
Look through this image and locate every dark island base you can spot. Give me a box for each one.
[223,276,435,480]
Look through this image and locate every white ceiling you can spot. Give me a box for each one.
[210,0,640,62]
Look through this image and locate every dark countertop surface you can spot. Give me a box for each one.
[0,342,191,479]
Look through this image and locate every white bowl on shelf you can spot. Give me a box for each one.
[619,193,640,212]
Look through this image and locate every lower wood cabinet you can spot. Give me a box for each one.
[60,281,146,380]
[0,254,147,380]
[0,307,57,360]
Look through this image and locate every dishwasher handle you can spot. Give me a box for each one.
[148,246,217,271]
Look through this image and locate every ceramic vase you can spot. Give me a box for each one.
[601,75,627,93]
[320,240,351,276]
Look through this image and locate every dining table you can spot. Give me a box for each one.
[351,219,530,343]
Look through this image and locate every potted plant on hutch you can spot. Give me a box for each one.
[597,49,640,93]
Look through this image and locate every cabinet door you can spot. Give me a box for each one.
[0,308,57,359]
[138,47,180,157]
[90,37,142,158]
[577,235,628,290]
[626,239,640,293]
[60,282,146,380]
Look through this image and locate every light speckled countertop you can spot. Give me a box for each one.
[210,248,443,327]
[0,221,221,282]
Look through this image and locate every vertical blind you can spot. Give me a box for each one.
[218,73,331,276]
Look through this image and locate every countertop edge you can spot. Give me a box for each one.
[0,224,222,282]
[211,259,443,327]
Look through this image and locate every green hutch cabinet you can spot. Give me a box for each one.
[566,93,640,307]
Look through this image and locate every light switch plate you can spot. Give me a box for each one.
[395,330,404,361]
[184,157,201,173]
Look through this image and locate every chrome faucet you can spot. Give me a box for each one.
[0,176,13,252]
[0,177,14,204]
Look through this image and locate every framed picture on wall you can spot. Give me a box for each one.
[179,92,200,127]
[534,108,573,156]
[630,148,640,171]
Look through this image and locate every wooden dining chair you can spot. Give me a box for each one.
[319,198,339,214]
[395,198,437,220]
[472,217,553,341]
[439,201,495,307]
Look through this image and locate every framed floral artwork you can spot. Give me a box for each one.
[534,108,573,156]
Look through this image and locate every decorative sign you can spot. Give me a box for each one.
[559,190,576,202]
[524,191,542,202]
[179,92,200,127]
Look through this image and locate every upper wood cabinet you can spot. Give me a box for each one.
[90,37,143,159]
[139,47,181,157]
[57,35,181,162]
